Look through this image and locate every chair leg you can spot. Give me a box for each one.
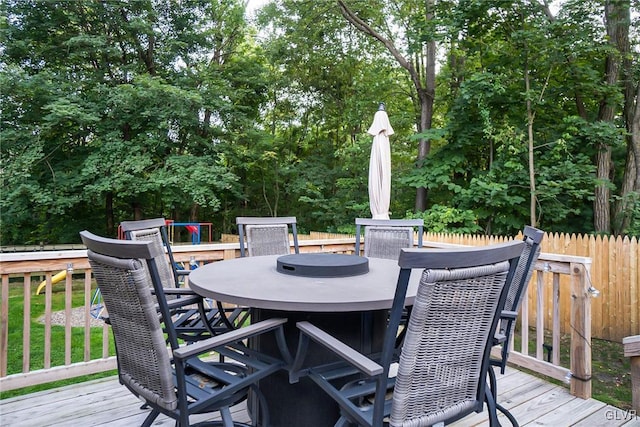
[484,388,502,427]
[141,408,160,427]
[496,402,519,427]
[249,384,270,427]
[219,406,235,427]
[488,366,518,426]
[488,365,498,401]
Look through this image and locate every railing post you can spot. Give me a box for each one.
[64,263,74,365]
[570,261,592,398]
[623,335,640,411]
[1,273,8,377]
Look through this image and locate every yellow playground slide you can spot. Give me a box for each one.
[35,270,67,295]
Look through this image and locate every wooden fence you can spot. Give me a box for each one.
[226,230,639,341]
[419,231,639,342]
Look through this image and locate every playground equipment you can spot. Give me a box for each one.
[116,220,213,244]
[167,222,213,244]
[33,263,108,320]
[90,288,107,320]
[35,270,66,295]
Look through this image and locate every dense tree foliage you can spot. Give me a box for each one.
[1,0,638,245]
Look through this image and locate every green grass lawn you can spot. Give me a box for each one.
[587,337,632,409]
[0,277,116,399]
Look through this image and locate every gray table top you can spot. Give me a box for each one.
[188,254,419,312]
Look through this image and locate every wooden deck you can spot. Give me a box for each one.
[1,367,638,426]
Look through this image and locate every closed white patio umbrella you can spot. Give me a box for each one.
[367,103,394,219]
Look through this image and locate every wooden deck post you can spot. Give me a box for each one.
[570,262,592,398]
[623,335,640,411]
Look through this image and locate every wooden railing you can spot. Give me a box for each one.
[511,254,593,399]
[417,241,593,399]
[423,232,639,342]
[624,335,640,411]
[0,236,593,399]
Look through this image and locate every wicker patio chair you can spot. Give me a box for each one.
[354,218,424,259]
[489,225,544,426]
[355,218,424,350]
[289,240,525,427]
[233,217,300,329]
[236,216,299,257]
[120,218,242,338]
[80,230,290,427]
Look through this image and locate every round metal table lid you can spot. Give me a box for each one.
[276,253,369,277]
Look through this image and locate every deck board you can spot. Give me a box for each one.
[449,372,558,426]
[572,405,640,427]
[0,367,637,426]
[504,386,579,425]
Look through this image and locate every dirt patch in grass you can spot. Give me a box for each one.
[591,338,633,409]
[38,307,105,328]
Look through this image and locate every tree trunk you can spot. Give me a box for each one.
[105,191,114,236]
[415,90,433,212]
[633,85,640,191]
[525,63,537,228]
[415,38,436,212]
[594,147,612,233]
[615,146,638,233]
[614,84,640,233]
[595,1,625,234]
[611,1,637,234]
[190,203,199,222]
[132,202,143,220]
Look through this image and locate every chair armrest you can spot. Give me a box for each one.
[165,294,202,310]
[151,287,201,309]
[493,332,507,344]
[161,287,196,295]
[296,321,383,377]
[173,318,288,360]
[501,310,518,320]
[176,270,190,277]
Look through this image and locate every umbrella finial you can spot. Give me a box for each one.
[378,102,385,111]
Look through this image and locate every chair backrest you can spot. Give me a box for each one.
[120,218,179,289]
[80,230,179,412]
[504,226,545,317]
[497,226,544,362]
[119,219,182,308]
[236,216,299,257]
[375,240,525,426]
[354,218,424,260]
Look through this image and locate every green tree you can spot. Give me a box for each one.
[398,1,603,235]
[336,0,439,212]
[255,0,416,230]
[2,0,638,245]
[535,0,639,235]
[1,0,266,243]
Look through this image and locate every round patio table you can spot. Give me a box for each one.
[189,254,419,427]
